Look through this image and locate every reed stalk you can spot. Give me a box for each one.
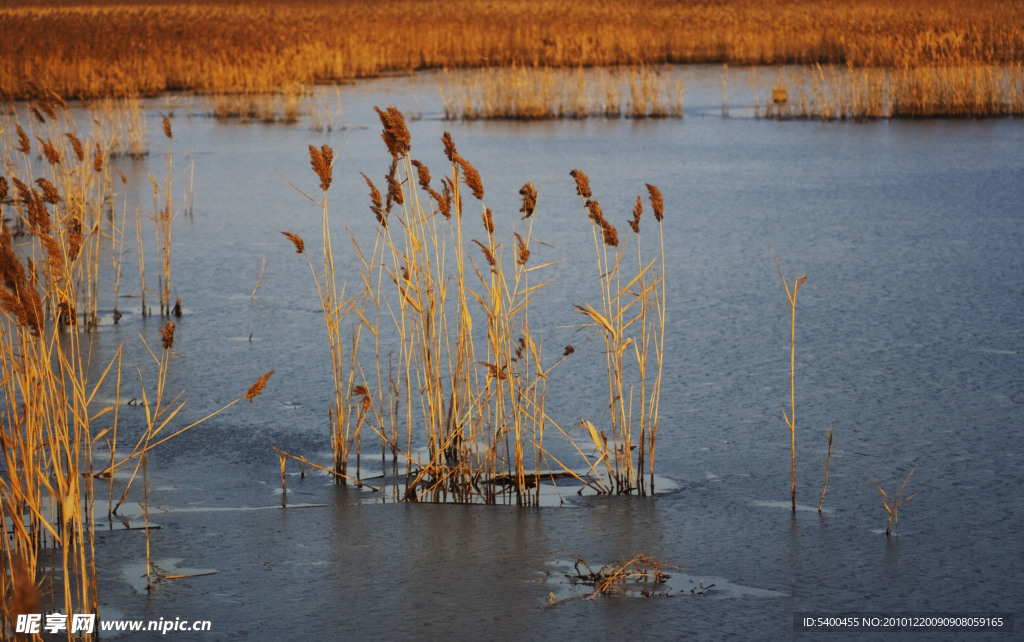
[773,254,807,513]
[570,171,667,494]
[874,468,920,536]
[819,426,835,513]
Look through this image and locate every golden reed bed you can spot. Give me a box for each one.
[1,0,1022,103]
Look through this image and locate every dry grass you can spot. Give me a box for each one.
[285,107,667,503]
[563,553,677,600]
[758,63,1024,119]
[0,94,264,633]
[774,254,807,513]
[568,173,667,495]
[874,468,920,536]
[1,0,1022,118]
[441,65,684,120]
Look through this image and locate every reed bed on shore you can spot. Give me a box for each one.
[2,0,1022,119]
[284,106,667,503]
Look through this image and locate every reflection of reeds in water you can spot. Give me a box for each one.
[288,107,667,502]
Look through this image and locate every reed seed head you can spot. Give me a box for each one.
[646,183,664,222]
[93,145,104,173]
[27,192,52,234]
[15,125,30,154]
[600,219,619,247]
[519,182,537,219]
[309,144,334,191]
[629,194,643,233]
[361,172,386,228]
[585,199,604,225]
[68,216,83,262]
[438,178,453,219]
[570,169,592,199]
[482,208,494,235]
[374,105,411,160]
[58,299,77,326]
[385,159,404,210]
[245,370,274,402]
[37,137,62,165]
[441,131,457,161]
[0,227,44,334]
[35,178,59,204]
[456,154,484,201]
[31,106,46,124]
[161,113,172,139]
[0,177,7,203]
[65,133,85,162]
[281,231,305,253]
[11,177,31,203]
[563,345,575,356]
[472,239,496,267]
[514,232,530,265]
[411,159,432,190]
[160,322,176,350]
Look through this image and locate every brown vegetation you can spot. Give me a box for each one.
[1,0,1022,103]
[285,107,667,502]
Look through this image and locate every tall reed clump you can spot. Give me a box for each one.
[285,107,670,503]
[0,159,118,636]
[1,97,122,331]
[305,143,364,482]
[569,172,667,495]
[354,107,558,504]
[774,254,807,513]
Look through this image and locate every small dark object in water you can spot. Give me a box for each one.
[172,297,182,317]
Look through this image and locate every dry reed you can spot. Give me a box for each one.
[2,0,1022,109]
[283,106,667,503]
[819,426,835,513]
[874,468,920,536]
[0,98,262,633]
[568,171,667,495]
[773,254,807,513]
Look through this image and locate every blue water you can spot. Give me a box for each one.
[33,67,1024,639]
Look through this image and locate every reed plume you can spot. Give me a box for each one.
[519,182,537,219]
[246,370,275,402]
[375,105,411,159]
[282,231,306,253]
[309,144,334,191]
